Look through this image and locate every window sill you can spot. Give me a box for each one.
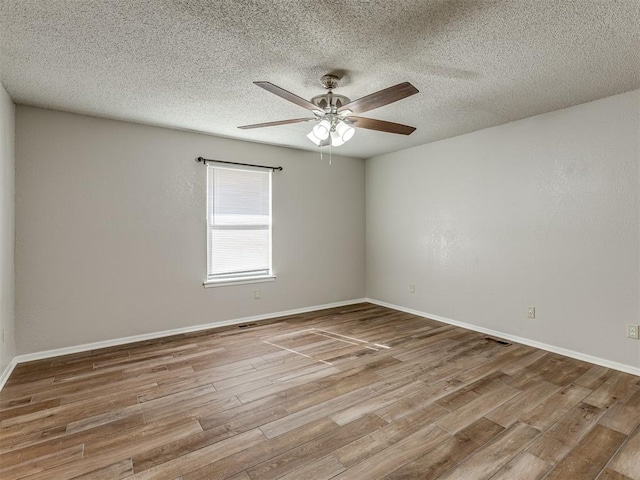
[203,275,277,288]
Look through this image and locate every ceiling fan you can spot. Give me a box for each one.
[238,74,419,147]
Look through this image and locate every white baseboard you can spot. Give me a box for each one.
[0,358,18,391]
[366,298,640,377]
[2,298,366,388]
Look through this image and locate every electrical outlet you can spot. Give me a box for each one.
[254,290,261,300]
[627,324,640,339]
[409,284,415,293]
[527,306,535,319]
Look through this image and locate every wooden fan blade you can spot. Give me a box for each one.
[238,118,315,129]
[254,82,319,111]
[349,116,416,135]
[338,82,418,114]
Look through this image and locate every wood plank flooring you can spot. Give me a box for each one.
[1,303,639,479]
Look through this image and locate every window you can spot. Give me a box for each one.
[205,163,274,286]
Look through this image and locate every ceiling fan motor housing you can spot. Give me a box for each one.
[311,93,351,112]
[311,74,351,112]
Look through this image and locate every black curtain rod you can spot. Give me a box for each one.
[196,157,283,171]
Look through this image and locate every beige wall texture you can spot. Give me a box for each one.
[366,90,640,370]
[15,107,365,354]
[0,84,16,375]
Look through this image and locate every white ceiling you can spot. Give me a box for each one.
[1,1,639,159]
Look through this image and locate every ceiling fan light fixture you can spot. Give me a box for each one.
[313,119,331,140]
[335,120,355,142]
[306,131,322,146]
[330,130,345,147]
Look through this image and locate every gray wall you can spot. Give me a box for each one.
[12,90,640,372]
[366,90,640,370]
[15,107,365,354]
[0,84,16,376]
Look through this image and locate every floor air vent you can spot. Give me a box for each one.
[484,337,511,346]
[238,323,259,329]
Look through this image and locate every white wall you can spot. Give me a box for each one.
[0,84,16,376]
[366,89,640,370]
[15,107,365,355]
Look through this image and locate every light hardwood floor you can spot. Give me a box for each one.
[1,303,639,479]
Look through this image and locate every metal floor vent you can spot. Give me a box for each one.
[238,323,259,329]
[484,337,511,346]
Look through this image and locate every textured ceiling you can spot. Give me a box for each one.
[1,1,639,159]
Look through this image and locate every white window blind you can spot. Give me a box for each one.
[206,164,272,283]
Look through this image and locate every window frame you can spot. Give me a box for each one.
[203,162,276,288]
